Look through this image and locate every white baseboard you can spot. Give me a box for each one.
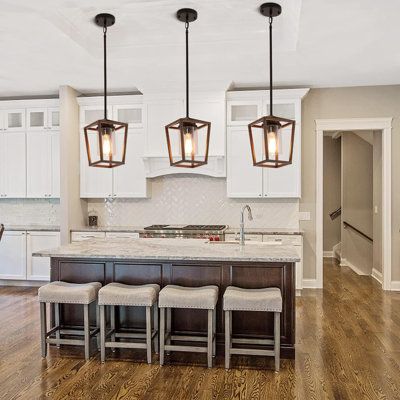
[323,251,334,258]
[340,258,369,276]
[372,268,383,284]
[0,280,47,287]
[302,279,321,289]
[332,242,341,260]
[390,281,400,291]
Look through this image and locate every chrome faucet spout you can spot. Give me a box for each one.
[239,205,253,245]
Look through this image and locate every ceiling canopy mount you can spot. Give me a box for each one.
[176,9,198,23]
[94,13,115,28]
[259,3,282,18]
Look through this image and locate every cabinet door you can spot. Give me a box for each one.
[262,101,301,198]
[71,231,106,242]
[26,231,60,281]
[47,108,60,130]
[114,105,144,129]
[80,105,112,127]
[113,131,148,198]
[4,109,25,132]
[227,127,262,198]
[26,131,52,198]
[227,100,262,126]
[27,108,47,131]
[50,132,60,198]
[80,133,113,198]
[0,131,26,198]
[0,231,26,280]
[145,100,184,156]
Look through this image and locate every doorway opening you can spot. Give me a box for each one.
[315,118,392,290]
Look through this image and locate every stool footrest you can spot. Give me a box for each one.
[105,341,147,350]
[229,348,275,357]
[47,338,85,346]
[165,344,208,354]
[232,337,275,346]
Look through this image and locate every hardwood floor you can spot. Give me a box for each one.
[1,259,400,399]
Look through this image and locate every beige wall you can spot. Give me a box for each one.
[301,86,400,281]
[323,136,341,251]
[373,131,383,273]
[341,133,373,275]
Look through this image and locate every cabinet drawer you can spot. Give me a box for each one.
[262,234,302,246]
[225,233,263,242]
[71,231,106,242]
[105,232,139,239]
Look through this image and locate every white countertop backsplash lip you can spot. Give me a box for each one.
[70,226,303,235]
[4,224,60,232]
[34,238,301,262]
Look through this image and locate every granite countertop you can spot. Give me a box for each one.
[4,225,60,232]
[34,238,300,263]
[71,226,303,235]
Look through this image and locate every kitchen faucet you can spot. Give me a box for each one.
[239,205,253,245]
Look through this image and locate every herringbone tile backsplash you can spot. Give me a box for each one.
[88,175,299,228]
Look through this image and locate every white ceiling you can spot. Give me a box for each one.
[1,0,400,96]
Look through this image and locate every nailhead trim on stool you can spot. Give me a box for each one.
[38,281,102,361]
[158,285,219,368]
[98,283,160,364]
[223,286,282,371]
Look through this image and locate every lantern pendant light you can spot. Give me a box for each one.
[165,8,211,168]
[84,13,128,168]
[248,3,296,168]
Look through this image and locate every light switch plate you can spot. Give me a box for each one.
[299,211,311,221]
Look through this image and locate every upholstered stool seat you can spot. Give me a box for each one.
[158,285,219,368]
[98,283,160,364]
[38,281,101,361]
[223,286,282,371]
[158,285,218,309]
[38,281,101,304]
[98,283,159,306]
[223,286,282,312]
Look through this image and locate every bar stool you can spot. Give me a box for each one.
[98,283,160,364]
[38,281,101,360]
[158,285,218,368]
[223,286,282,371]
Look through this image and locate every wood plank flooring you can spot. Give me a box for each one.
[1,258,400,399]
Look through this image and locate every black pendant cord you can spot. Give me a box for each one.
[103,25,108,120]
[269,16,273,116]
[185,21,189,118]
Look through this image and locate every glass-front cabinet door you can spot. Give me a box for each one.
[47,108,60,130]
[114,105,144,128]
[27,108,46,131]
[227,100,262,126]
[4,109,25,131]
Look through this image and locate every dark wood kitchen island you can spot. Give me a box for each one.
[35,238,300,358]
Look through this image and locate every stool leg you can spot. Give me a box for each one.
[153,302,159,354]
[110,305,116,352]
[83,304,90,361]
[274,312,280,372]
[40,302,47,358]
[207,309,213,368]
[166,308,171,353]
[96,301,100,350]
[55,303,60,348]
[146,306,152,364]
[212,308,216,357]
[159,307,165,366]
[224,310,231,369]
[100,305,106,363]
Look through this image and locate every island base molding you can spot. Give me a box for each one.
[50,258,296,359]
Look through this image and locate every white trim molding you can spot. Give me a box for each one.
[372,268,383,284]
[302,279,320,289]
[315,117,392,291]
[390,281,400,291]
[323,251,334,258]
[340,258,369,276]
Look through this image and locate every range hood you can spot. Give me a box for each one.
[143,155,226,178]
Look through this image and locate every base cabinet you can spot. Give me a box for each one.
[0,231,27,279]
[0,230,59,281]
[27,231,60,280]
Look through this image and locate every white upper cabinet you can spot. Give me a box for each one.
[226,89,309,199]
[78,95,148,198]
[227,127,262,198]
[0,131,26,198]
[27,107,59,131]
[26,130,60,198]
[2,109,26,131]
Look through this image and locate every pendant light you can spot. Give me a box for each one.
[248,3,295,168]
[165,8,211,168]
[84,13,128,168]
